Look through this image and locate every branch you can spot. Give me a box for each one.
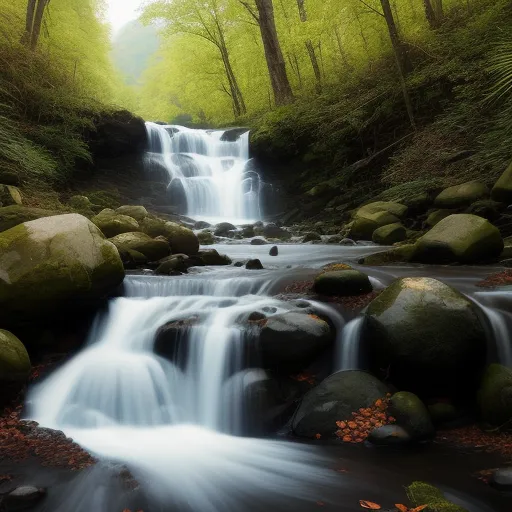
[237,1,259,23]
[357,0,384,17]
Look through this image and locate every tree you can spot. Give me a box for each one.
[423,0,443,29]
[21,0,51,50]
[240,0,294,105]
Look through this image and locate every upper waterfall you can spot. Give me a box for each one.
[145,122,262,223]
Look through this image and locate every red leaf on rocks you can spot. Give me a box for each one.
[359,500,381,509]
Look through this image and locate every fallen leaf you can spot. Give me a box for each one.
[395,505,409,512]
[411,506,428,512]
[315,433,322,439]
[359,500,381,509]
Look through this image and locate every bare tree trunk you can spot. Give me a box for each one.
[380,0,416,129]
[433,0,443,21]
[30,0,50,50]
[334,26,351,71]
[21,0,37,45]
[296,0,321,93]
[287,52,303,88]
[254,0,294,105]
[423,0,443,28]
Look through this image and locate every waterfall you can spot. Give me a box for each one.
[145,123,261,223]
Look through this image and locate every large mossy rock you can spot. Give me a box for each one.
[259,312,334,371]
[115,205,149,222]
[69,195,92,210]
[414,214,503,264]
[0,206,60,233]
[434,181,488,209]
[358,201,408,219]
[425,209,456,228]
[109,232,170,262]
[372,222,406,245]
[358,244,416,266]
[141,217,199,255]
[491,160,512,204]
[91,209,140,238]
[0,214,124,322]
[260,223,291,240]
[364,277,486,397]
[198,249,231,266]
[0,185,22,206]
[292,370,390,437]
[390,391,434,440]
[313,270,372,296]
[0,330,30,382]
[407,482,468,512]
[477,364,512,428]
[197,230,215,245]
[350,210,401,240]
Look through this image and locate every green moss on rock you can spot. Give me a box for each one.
[477,364,512,428]
[0,205,60,233]
[116,205,149,222]
[390,391,434,440]
[491,160,512,204]
[313,270,372,296]
[434,181,488,209]
[425,209,457,227]
[350,210,401,240]
[372,222,406,245]
[92,209,140,238]
[358,244,416,265]
[141,217,199,255]
[407,482,468,512]
[0,185,22,206]
[109,232,171,262]
[0,330,30,381]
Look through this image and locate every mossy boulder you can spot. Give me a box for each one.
[0,206,60,233]
[141,217,199,255]
[358,201,408,219]
[0,170,20,186]
[390,391,434,440]
[407,482,468,512]
[0,214,124,322]
[69,196,92,210]
[261,223,291,240]
[109,232,171,262]
[434,181,488,209]
[92,209,140,238]
[198,249,231,266]
[197,230,215,245]
[491,160,512,204]
[313,270,372,296]
[477,364,512,428]
[302,232,322,243]
[358,244,416,266]
[0,185,22,207]
[364,277,486,397]
[115,205,149,222]
[292,370,390,437]
[414,214,503,264]
[350,210,401,240]
[466,200,504,221]
[0,330,30,382]
[372,223,406,245]
[425,209,456,227]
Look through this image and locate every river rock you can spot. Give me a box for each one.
[199,249,232,265]
[141,217,199,255]
[434,181,488,209]
[120,248,147,269]
[358,201,408,219]
[350,210,401,240]
[302,232,322,243]
[155,254,189,275]
[372,223,406,245]
[466,200,504,221]
[0,330,30,382]
[116,205,149,222]
[242,225,255,238]
[214,222,236,236]
[490,467,512,491]
[0,214,124,322]
[3,485,46,511]
[389,392,434,440]
[477,364,512,427]
[0,206,60,233]
[154,317,198,365]
[197,230,215,245]
[259,312,334,372]
[109,232,171,261]
[425,209,456,227]
[358,244,416,265]
[367,425,412,446]
[246,259,264,270]
[92,209,140,238]
[292,370,390,437]
[0,170,20,186]
[491,160,512,204]
[364,277,486,397]
[414,214,503,263]
[313,270,372,296]
[195,221,211,229]
[251,237,267,245]
[69,195,92,210]
[262,223,291,240]
[0,184,22,206]
[269,245,278,256]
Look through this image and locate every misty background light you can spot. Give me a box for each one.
[107,0,143,32]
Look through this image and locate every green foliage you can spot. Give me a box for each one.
[406,481,468,512]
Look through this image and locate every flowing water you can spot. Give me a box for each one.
[144,123,261,223]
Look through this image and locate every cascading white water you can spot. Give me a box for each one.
[145,123,261,223]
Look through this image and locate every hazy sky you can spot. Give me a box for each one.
[107,0,144,32]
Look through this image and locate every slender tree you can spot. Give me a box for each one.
[21,0,51,49]
[423,0,443,28]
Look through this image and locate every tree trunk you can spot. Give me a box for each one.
[334,26,351,71]
[296,0,321,93]
[21,0,37,46]
[379,0,416,129]
[254,0,294,105]
[30,0,50,50]
[423,0,443,28]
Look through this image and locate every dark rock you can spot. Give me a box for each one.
[466,200,504,221]
[198,249,232,266]
[248,311,266,322]
[269,245,278,256]
[313,270,372,296]
[4,486,46,511]
[263,223,291,240]
[434,181,489,209]
[262,306,278,314]
[214,222,237,236]
[292,370,390,437]
[372,223,406,245]
[246,259,264,270]
[490,467,512,491]
[155,254,190,274]
[197,230,215,245]
[0,170,20,186]
[367,425,412,446]
[427,402,460,426]
[242,225,255,238]
[389,392,435,441]
[154,317,198,364]
[302,232,322,243]
[340,238,356,246]
[477,364,512,427]
[195,221,211,229]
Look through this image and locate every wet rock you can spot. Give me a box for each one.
[425,209,457,228]
[326,235,343,244]
[340,238,356,246]
[110,232,171,262]
[390,392,434,441]
[154,317,198,364]
[313,270,372,296]
[91,209,140,238]
[414,214,503,264]
[248,311,266,322]
[246,259,264,270]
[115,205,149,222]
[372,223,406,245]
[197,230,215,245]
[269,245,278,256]
[0,329,30,385]
[358,201,408,219]
[198,249,232,266]
[364,277,486,397]
[262,306,278,314]
[195,221,211,229]
[427,401,460,426]
[350,210,401,240]
[262,223,291,240]
[3,486,46,511]
[466,200,504,221]
[302,232,322,243]
[214,222,237,236]
[120,248,148,269]
[242,225,255,238]
[434,181,489,209]
[367,425,412,446]
[155,254,190,275]
[0,184,22,206]
[490,467,512,491]
[292,370,390,437]
[259,312,334,373]
[477,364,512,427]
[358,244,416,265]
[250,237,267,245]
[492,161,512,204]
[234,261,245,267]
[141,217,199,255]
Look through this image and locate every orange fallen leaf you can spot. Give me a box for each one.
[411,506,428,512]
[359,500,381,509]
[395,505,409,512]
[315,433,322,439]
